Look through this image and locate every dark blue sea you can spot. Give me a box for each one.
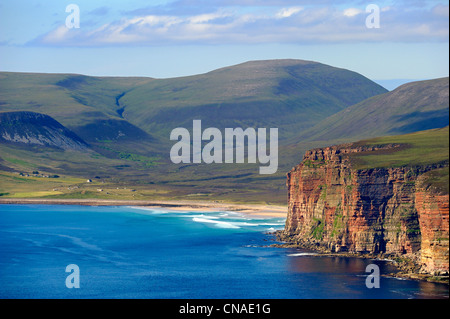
[0,204,448,299]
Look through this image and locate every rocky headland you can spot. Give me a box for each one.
[276,142,449,283]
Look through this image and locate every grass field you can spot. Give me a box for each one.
[0,142,288,204]
[350,126,449,169]
[1,127,448,203]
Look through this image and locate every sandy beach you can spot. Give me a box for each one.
[0,198,287,218]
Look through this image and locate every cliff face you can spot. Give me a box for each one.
[282,144,449,275]
[415,174,449,274]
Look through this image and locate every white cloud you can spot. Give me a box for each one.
[31,4,449,47]
[189,11,232,24]
[343,8,362,17]
[432,4,449,17]
[276,7,303,19]
[41,25,70,43]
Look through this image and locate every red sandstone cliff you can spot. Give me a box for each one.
[281,144,449,276]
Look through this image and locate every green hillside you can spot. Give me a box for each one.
[0,59,388,196]
[296,77,449,143]
[350,126,449,169]
[0,72,152,127]
[0,59,387,146]
[120,59,388,141]
[2,60,447,204]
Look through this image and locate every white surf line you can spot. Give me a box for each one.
[192,217,241,229]
[287,252,320,257]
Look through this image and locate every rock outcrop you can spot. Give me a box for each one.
[0,111,89,151]
[279,144,449,276]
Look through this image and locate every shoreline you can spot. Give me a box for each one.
[0,198,287,218]
[272,232,449,285]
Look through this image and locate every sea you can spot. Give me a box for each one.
[0,204,448,299]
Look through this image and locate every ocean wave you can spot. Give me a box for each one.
[127,206,283,232]
[287,252,320,257]
[230,221,259,227]
[192,217,241,229]
[180,214,220,219]
[128,206,169,214]
[190,215,286,230]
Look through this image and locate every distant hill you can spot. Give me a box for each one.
[0,111,88,151]
[119,59,388,141]
[296,77,449,143]
[0,60,387,147]
[8,60,448,204]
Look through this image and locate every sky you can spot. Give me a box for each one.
[0,0,448,89]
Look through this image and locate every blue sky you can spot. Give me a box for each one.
[0,0,448,88]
